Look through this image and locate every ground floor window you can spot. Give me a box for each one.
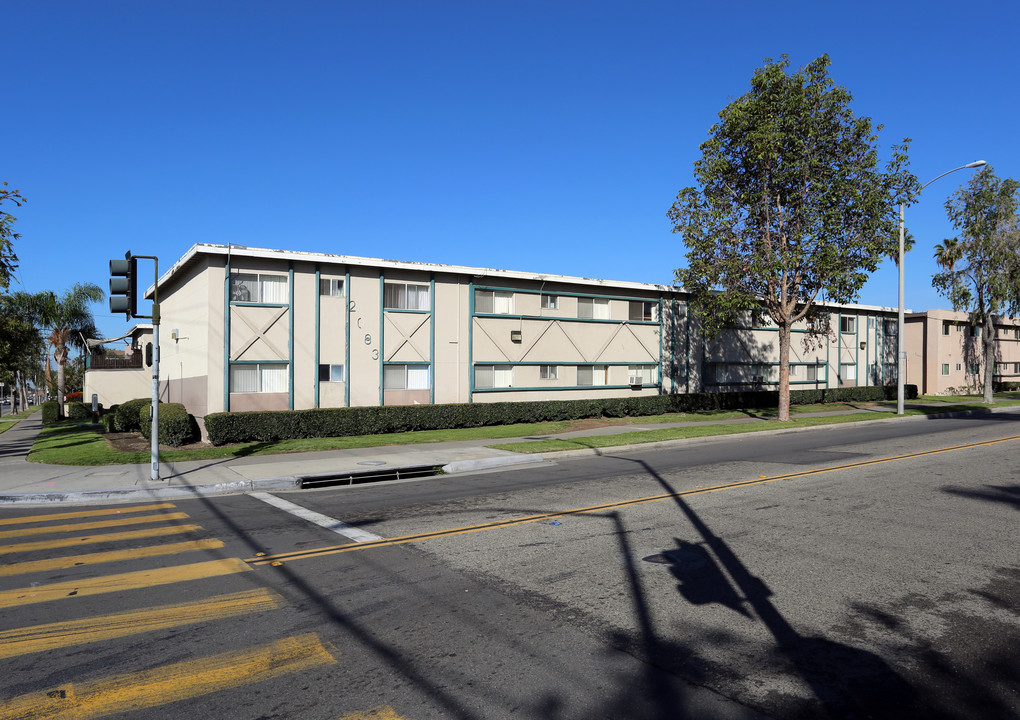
[230,363,288,393]
[475,365,513,389]
[318,364,345,382]
[578,365,607,386]
[942,363,950,376]
[384,364,430,390]
[840,364,857,382]
[628,365,655,384]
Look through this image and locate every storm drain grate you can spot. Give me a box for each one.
[297,464,442,489]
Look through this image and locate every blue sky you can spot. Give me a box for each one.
[3,0,1016,343]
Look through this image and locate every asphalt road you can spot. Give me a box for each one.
[1,413,1018,719]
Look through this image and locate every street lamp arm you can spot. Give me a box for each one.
[921,161,987,191]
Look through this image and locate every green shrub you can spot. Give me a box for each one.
[140,403,199,446]
[114,398,151,433]
[41,401,61,425]
[101,412,117,432]
[67,402,102,421]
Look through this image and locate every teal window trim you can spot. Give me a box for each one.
[472,313,656,325]
[223,258,231,412]
[314,264,320,408]
[379,271,385,406]
[288,263,294,410]
[344,269,351,408]
[471,285,662,304]
[657,297,664,392]
[229,302,288,309]
[468,279,475,402]
[472,361,658,367]
[430,273,436,404]
[473,384,650,393]
[384,309,431,315]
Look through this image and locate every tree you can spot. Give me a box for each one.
[669,55,917,421]
[0,292,46,409]
[36,283,105,416]
[0,182,26,291]
[932,166,1020,404]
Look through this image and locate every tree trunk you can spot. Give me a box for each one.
[983,314,996,404]
[778,321,792,421]
[55,345,68,418]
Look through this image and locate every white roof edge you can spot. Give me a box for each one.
[147,242,903,313]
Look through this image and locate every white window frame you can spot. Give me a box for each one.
[539,365,558,380]
[230,363,289,394]
[628,365,655,384]
[318,363,345,382]
[541,294,558,309]
[474,365,513,389]
[384,363,430,390]
[577,365,607,386]
[841,363,857,381]
[629,301,658,322]
[319,278,345,297]
[941,363,950,376]
[230,273,289,304]
[840,316,856,334]
[577,297,610,320]
[384,282,430,311]
[805,364,820,382]
[475,290,515,315]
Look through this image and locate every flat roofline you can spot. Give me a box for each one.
[147,242,902,313]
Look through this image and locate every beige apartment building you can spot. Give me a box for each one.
[85,244,902,424]
[904,309,1020,394]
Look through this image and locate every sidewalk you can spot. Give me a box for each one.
[0,403,1013,506]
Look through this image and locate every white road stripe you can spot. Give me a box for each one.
[249,492,383,543]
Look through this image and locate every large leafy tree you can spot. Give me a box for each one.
[36,283,105,416]
[932,166,1020,403]
[0,182,25,291]
[0,292,46,409]
[669,55,916,421]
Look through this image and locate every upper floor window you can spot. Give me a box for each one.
[475,289,514,315]
[231,273,288,304]
[884,319,898,336]
[577,297,610,320]
[319,278,345,297]
[629,301,658,322]
[942,321,951,336]
[384,282,429,311]
[840,316,856,333]
[541,294,559,309]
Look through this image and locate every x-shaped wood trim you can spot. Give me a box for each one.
[231,307,288,362]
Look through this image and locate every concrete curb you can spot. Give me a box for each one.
[0,476,301,506]
[441,454,549,474]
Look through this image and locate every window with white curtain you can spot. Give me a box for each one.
[384,364,430,390]
[539,365,558,380]
[474,290,515,315]
[230,273,288,304]
[319,278,345,297]
[628,301,658,322]
[628,365,655,384]
[577,297,610,320]
[577,365,607,386]
[475,365,513,389]
[384,282,430,310]
[541,294,558,309]
[230,363,289,393]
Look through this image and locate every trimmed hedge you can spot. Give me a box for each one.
[67,402,103,421]
[114,398,151,433]
[204,385,918,446]
[41,401,61,425]
[140,403,199,447]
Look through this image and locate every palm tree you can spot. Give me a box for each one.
[933,237,963,271]
[37,283,104,416]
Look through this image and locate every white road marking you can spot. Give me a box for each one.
[249,492,383,543]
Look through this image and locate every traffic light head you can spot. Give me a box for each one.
[109,252,137,319]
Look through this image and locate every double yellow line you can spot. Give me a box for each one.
[249,433,1020,566]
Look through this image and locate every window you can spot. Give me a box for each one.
[941,363,950,376]
[474,365,513,389]
[474,289,514,315]
[230,273,288,304]
[384,282,430,310]
[840,316,856,333]
[1015,328,1020,340]
[956,363,962,372]
[840,363,857,381]
[230,363,288,393]
[968,364,980,375]
[884,319,898,336]
[751,364,774,382]
[805,364,820,382]
[577,365,607,386]
[541,294,558,309]
[319,278,345,297]
[942,321,951,336]
[970,326,981,338]
[628,366,655,384]
[384,364,430,390]
[318,364,345,382]
[629,301,658,322]
[955,324,963,333]
[539,365,558,380]
[577,297,610,320]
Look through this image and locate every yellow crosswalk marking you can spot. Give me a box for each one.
[0,539,225,577]
[0,524,204,555]
[0,513,190,540]
[0,503,177,527]
[0,558,251,608]
[0,633,337,719]
[0,588,284,659]
[339,706,404,719]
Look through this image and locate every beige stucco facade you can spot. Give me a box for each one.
[86,244,906,422]
[904,309,1020,394]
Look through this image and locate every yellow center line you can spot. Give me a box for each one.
[0,633,337,720]
[338,706,404,720]
[0,512,190,540]
[0,558,251,609]
[0,539,226,578]
[249,432,1020,566]
[0,588,284,659]
[0,503,177,527]
[0,524,205,555]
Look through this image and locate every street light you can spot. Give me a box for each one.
[897,160,986,414]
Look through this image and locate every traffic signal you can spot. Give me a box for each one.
[109,252,137,319]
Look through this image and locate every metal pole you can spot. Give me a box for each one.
[897,202,905,415]
[148,257,161,481]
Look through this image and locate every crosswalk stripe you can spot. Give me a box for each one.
[0,633,337,719]
[0,588,284,659]
[0,524,204,555]
[0,539,225,577]
[0,503,177,527]
[0,512,190,540]
[0,558,251,609]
